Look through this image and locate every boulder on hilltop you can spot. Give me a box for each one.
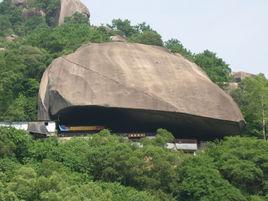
[58,0,90,24]
[11,0,90,25]
[38,42,245,138]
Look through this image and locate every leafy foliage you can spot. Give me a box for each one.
[0,128,32,160]
[231,75,268,137]
[108,19,163,46]
[29,0,60,26]
[194,50,232,85]
[29,129,182,194]
[0,45,51,121]
[165,39,193,61]
[25,23,110,55]
[109,19,138,37]
[205,137,268,195]
[0,161,160,201]
[1,128,268,200]
[175,156,246,201]
[129,30,163,46]
[64,12,90,25]
[0,0,58,36]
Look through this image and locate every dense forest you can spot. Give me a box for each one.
[0,0,268,200]
[0,128,268,201]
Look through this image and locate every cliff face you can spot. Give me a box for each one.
[58,0,90,24]
[38,42,244,138]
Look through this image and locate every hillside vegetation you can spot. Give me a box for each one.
[0,128,268,201]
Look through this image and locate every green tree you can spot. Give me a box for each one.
[108,19,163,46]
[23,16,47,34]
[30,0,60,26]
[205,137,268,196]
[194,50,232,85]
[231,75,268,138]
[165,39,193,60]
[1,128,268,200]
[26,23,110,55]
[142,129,175,147]
[129,30,163,46]
[7,167,37,201]
[0,15,13,36]
[0,128,32,160]
[0,45,51,121]
[175,156,246,201]
[64,12,89,25]
[4,94,30,121]
[109,19,138,37]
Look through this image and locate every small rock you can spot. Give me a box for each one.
[22,8,46,19]
[110,35,127,42]
[11,0,27,6]
[232,71,255,82]
[5,34,18,42]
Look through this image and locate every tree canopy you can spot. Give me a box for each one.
[107,19,163,46]
[0,128,268,201]
[231,75,268,138]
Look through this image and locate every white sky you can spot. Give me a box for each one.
[82,0,268,76]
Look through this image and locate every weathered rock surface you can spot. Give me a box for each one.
[110,35,127,42]
[11,0,89,25]
[232,71,255,82]
[22,7,46,19]
[38,42,244,138]
[5,34,18,41]
[58,0,90,25]
[11,0,27,6]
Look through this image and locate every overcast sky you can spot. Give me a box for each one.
[82,0,268,76]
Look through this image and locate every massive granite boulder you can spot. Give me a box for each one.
[38,42,244,139]
[58,0,90,24]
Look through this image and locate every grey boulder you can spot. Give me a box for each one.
[38,42,244,138]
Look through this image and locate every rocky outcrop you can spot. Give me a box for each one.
[225,71,255,92]
[22,7,46,19]
[58,0,90,25]
[110,35,127,42]
[38,42,244,138]
[11,0,27,6]
[5,34,18,41]
[11,0,89,25]
[232,71,255,82]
